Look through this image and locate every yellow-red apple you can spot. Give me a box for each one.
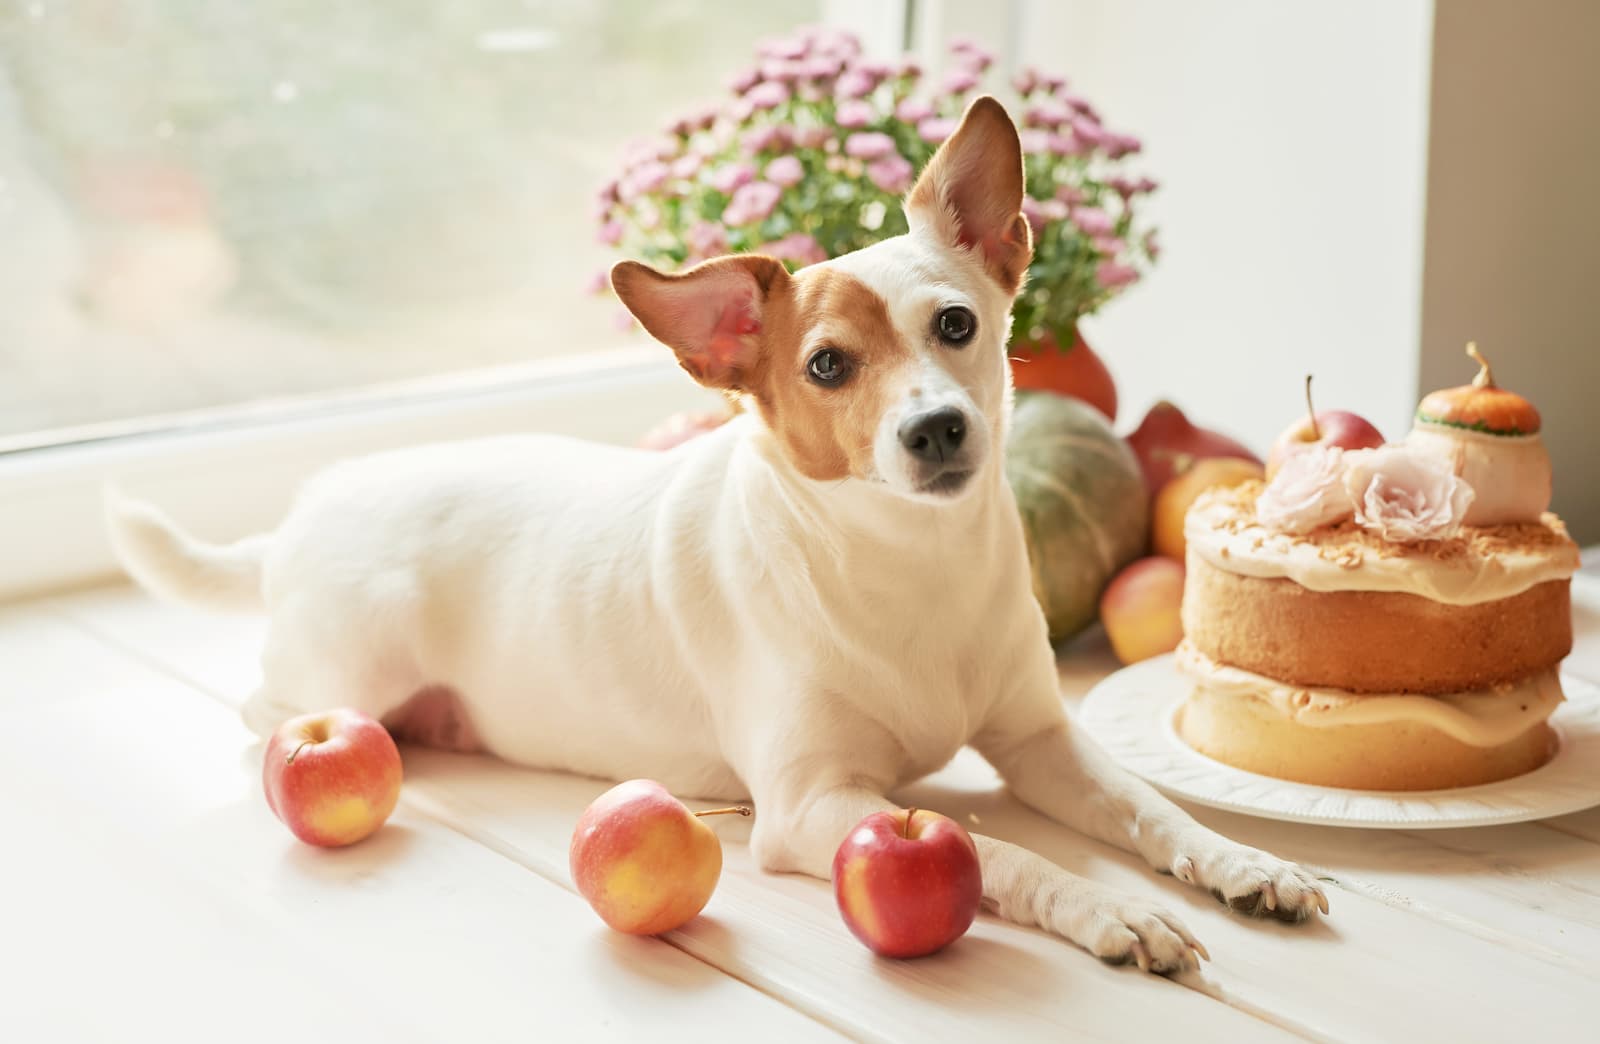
[262,708,403,847]
[569,779,747,935]
[1100,557,1186,665]
[1265,376,1385,478]
[832,808,982,959]
[1151,457,1263,560]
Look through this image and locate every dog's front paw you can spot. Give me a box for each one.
[1172,843,1329,923]
[1062,892,1209,975]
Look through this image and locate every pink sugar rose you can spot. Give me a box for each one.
[843,132,896,160]
[1011,67,1040,96]
[1055,184,1086,206]
[1256,446,1355,533]
[835,99,874,129]
[1091,234,1122,255]
[723,180,783,226]
[765,155,804,187]
[1342,446,1475,543]
[866,153,914,194]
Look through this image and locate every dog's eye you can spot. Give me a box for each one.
[806,348,851,386]
[936,306,976,346]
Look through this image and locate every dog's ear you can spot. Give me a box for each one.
[611,255,790,390]
[905,95,1032,294]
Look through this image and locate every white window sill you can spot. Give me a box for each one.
[2,345,716,603]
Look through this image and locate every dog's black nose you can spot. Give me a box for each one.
[898,407,967,463]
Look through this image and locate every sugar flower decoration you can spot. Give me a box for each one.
[1342,446,1475,543]
[1256,445,1354,534]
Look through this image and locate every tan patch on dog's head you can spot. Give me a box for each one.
[612,255,917,483]
[747,267,912,482]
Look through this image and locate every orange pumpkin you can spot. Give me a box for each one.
[1415,343,1541,436]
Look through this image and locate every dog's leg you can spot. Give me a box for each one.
[977,703,1329,922]
[750,778,1204,973]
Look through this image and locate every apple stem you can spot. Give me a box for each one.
[692,806,752,819]
[286,740,314,765]
[1467,341,1495,388]
[1303,374,1321,441]
[903,808,917,839]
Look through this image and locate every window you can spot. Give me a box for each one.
[0,1,824,446]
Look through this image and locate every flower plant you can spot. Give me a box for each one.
[592,28,1158,350]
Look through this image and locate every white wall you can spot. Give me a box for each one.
[1418,0,1600,544]
[938,0,1437,453]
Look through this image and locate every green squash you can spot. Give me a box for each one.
[1006,391,1149,642]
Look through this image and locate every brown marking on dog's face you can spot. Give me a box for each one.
[612,254,918,483]
[744,266,914,482]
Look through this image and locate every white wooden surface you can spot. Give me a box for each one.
[4,575,1598,1042]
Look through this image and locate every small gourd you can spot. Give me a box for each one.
[1406,343,1550,526]
[1415,343,1542,435]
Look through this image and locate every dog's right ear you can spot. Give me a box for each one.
[905,95,1031,294]
[611,255,790,390]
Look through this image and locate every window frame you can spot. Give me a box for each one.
[1,348,717,602]
[0,3,911,602]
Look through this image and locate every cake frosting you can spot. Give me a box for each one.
[1185,482,1579,606]
[1175,641,1564,749]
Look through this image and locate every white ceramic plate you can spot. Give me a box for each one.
[1077,654,1600,829]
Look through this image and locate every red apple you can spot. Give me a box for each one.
[1100,557,1185,665]
[262,708,403,847]
[1125,401,1262,494]
[1265,376,1385,478]
[832,808,982,959]
[569,779,748,935]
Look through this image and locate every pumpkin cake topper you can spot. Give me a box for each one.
[1415,342,1542,436]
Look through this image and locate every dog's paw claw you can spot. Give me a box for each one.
[1190,847,1327,924]
[1081,898,1203,976]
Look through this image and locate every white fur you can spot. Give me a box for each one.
[107,118,1326,973]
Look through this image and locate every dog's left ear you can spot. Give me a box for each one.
[905,95,1032,294]
[610,254,790,390]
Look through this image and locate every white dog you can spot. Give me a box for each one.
[110,97,1326,973]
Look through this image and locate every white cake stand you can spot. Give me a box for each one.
[1077,654,1600,828]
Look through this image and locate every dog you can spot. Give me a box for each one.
[108,96,1326,973]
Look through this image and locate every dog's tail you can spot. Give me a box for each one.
[104,487,270,612]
